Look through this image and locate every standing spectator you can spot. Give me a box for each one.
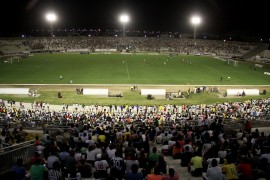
[110,150,124,180]
[48,161,63,180]
[30,158,47,180]
[94,153,109,179]
[244,120,251,134]
[11,158,26,180]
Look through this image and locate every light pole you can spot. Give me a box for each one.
[190,15,201,40]
[46,12,57,37]
[119,14,129,37]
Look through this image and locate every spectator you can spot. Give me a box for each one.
[76,158,92,178]
[94,153,109,179]
[222,158,239,180]
[11,158,26,180]
[125,164,143,180]
[47,151,60,169]
[162,168,179,180]
[30,158,47,180]
[202,159,223,180]
[188,151,203,177]
[48,161,63,180]
[146,168,163,180]
[155,154,167,175]
[110,150,125,180]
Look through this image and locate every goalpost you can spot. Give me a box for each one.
[234,60,238,67]
[227,59,238,67]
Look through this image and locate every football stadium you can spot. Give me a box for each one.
[0,0,270,180]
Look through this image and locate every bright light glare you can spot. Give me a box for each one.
[46,13,57,22]
[191,15,201,25]
[119,14,129,23]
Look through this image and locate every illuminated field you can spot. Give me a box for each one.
[0,53,269,85]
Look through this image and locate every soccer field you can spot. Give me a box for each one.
[0,53,269,85]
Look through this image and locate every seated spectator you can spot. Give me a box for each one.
[124,164,143,180]
[155,154,167,175]
[237,157,253,180]
[162,168,179,180]
[137,148,147,168]
[146,168,163,180]
[202,159,223,180]
[188,151,203,177]
[180,146,193,167]
[148,147,161,168]
[172,141,182,159]
[11,158,26,180]
[222,158,239,180]
[161,141,170,156]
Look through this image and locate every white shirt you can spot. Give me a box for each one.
[94,160,109,171]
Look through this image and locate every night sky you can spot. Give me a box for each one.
[0,0,269,36]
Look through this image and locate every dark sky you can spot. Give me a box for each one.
[0,0,269,35]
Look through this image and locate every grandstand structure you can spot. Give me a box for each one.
[1,36,270,180]
[0,36,266,59]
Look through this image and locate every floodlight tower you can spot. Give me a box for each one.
[46,12,57,37]
[119,14,129,37]
[190,15,201,40]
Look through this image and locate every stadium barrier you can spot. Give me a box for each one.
[141,89,166,99]
[0,140,36,175]
[83,89,109,97]
[227,89,259,96]
[0,88,29,95]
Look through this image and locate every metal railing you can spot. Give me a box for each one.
[0,140,36,175]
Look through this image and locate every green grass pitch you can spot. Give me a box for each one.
[0,53,269,85]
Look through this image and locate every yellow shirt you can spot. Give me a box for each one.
[190,156,203,169]
[98,134,106,143]
[222,163,239,180]
[124,132,131,140]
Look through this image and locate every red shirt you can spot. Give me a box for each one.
[238,163,252,177]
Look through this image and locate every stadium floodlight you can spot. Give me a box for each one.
[119,14,129,37]
[190,15,201,40]
[45,12,57,37]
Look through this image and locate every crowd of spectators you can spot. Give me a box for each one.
[2,107,270,180]
[0,97,269,179]
[0,37,260,57]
